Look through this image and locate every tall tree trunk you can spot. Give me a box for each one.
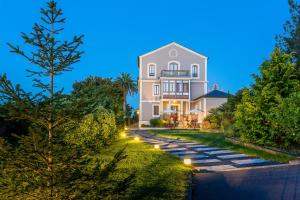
[123,91,127,126]
[48,21,55,199]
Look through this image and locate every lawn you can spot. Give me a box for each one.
[100,134,190,200]
[149,130,294,163]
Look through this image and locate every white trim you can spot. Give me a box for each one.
[147,63,157,78]
[190,63,200,79]
[167,60,180,70]
[141,100,160,103]
[161,98,190,101]
[203,98,207,116]
[188,80,191,100]
[153,83,160,96]
[139,80,160,83]
[190,80,208,83]
[139,58,142,127]
[139,80,142,124]
[139,42,208,59]
[205,58,207,82]
[160,77,191,80]
[152,104,160,117]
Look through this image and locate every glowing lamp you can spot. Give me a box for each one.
[154,144,160,149]
[184,158,192,166]
[134,137,140,141]
[124,127,128,131]
[121,133,126,137]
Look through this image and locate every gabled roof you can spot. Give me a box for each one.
[193,90,229,101]
[139,42,208,59]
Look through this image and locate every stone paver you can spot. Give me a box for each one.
[231,158,270,165]
[205,150,233,155]
[131,130,284,172]
[217,154,248,159]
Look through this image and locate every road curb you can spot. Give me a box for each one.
[194,163,300,173]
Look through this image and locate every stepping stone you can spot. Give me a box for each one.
[192,159,221,164]
[180,154,208,159]
[217,154,249,159]
[171,151,197,155]
[205,150,233,155]
[166,144,179,148]
[186,145,207,148]
[231,159,270,165]
[195,147,219,151]
[197,165,237,172]
[178,142,199,145]
[164,148,187,152]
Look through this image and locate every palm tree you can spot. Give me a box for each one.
[115,72,137,126]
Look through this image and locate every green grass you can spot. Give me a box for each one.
[149,130,295,163]
[100,135,190,200]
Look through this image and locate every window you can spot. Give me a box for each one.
[153,84,160,96]
[169,81,175,94]
[183,81,189,95]
[153,105,159,117]
[168,62,179,71]
[163,81,169,94]
[176,80,183,95]
[192,64,198,77]
[148,64,156,77]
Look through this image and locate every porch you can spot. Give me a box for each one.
[159,100,206,128]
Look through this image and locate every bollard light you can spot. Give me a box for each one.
[154,144,160,149]
[184,158,192,166]
[134,137,140,141]
[124,127,128,131]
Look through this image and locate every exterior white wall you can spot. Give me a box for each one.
[138,43,209,127]
[206,98,228,112]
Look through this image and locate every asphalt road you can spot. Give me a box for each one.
[193,165,300,200]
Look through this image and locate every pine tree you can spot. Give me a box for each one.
[277,0,300,75]
[0,1,134,199]
[1,1,83,197]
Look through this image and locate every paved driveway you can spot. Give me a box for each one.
[193,165,300,200]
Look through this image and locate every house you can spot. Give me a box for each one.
[138,42,228,127]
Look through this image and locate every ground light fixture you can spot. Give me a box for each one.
[154,144,160,149]
[184,158,192,166]
[134,137,140,141]
[121,133,126,137]
[124,126,128,131]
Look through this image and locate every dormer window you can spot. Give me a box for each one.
[191,64,199,78]
[148,63,156,78]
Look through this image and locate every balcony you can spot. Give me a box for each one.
[161,70,190,78]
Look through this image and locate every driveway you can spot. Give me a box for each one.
[193,164,300,200]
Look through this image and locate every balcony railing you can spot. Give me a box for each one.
[161,70,190,77]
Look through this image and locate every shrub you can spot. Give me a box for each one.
[269,92,300,148]
[150,118,164,127]
[65,106,117,147]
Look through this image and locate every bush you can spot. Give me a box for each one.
[65,106,117,147]
[150,118,165,127]
[269,92,300,148]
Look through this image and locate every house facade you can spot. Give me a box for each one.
[138,42,228,127]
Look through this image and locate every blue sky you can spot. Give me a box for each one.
[0,0,290,108]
